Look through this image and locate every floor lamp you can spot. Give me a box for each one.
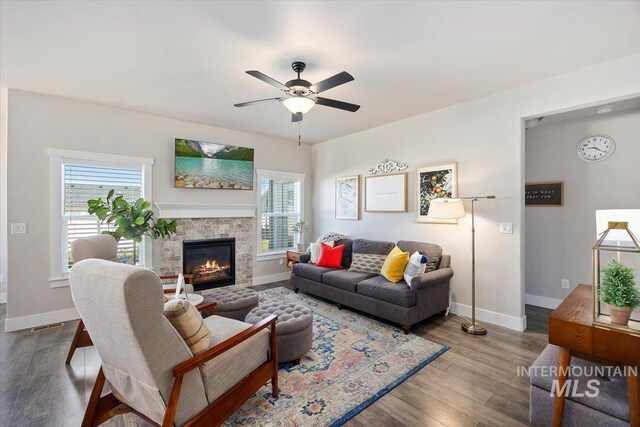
[428,196,495,335]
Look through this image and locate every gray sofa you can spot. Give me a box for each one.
[291,238,453,334]
[530,344,630,426]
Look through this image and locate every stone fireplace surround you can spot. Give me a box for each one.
[153,203,256,291]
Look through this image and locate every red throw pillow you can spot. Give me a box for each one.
[316,243,344,268]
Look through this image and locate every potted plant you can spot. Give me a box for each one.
[599,259,640,325]
[87,189,177,264]
[292,220,311,252]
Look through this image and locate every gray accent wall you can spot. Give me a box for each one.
[525,109,640,303]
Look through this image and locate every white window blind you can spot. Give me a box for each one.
[62,163,143,271]
[258,172,303,256]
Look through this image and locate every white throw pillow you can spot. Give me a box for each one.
[404,251,428,288]
[310,241,334,263]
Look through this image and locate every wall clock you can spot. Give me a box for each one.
[576,135,615,162]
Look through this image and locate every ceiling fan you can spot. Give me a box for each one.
[234,61,360,122]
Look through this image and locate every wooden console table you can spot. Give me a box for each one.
[548,284,640,427]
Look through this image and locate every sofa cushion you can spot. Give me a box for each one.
[352,238,395,255]
[357,276,416,307]
[293,263,339,282]
[349,253,387,274]
[316,243,345,268]
[397,240,443,272]
[335,238,353,269]
[531,344,629,422]
[381,246,410,283]
[322,270,377,292]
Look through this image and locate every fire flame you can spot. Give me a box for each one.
[204,259,221,270]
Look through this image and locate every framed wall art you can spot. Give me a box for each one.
[175,138,254,190]
[416,162,458,223]
[335,175,360,220]
[365,173,407,212]
[525,181,564,206]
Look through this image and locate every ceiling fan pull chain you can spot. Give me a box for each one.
[297,121,302,146]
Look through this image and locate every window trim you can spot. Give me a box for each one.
[48,149,154,287]
[256,169,305,261]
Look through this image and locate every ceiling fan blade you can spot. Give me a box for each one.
[234,97,283,108]
[314,97,360,112]
[310,71,354,93]
[292,113,303,122]
[246,71,288,91]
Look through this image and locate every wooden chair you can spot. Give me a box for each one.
[70,259,278,427]
[65,234,193,364]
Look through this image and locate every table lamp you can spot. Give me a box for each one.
[429,195,495,335]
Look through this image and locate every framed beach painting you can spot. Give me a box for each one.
[416,162,458,223]
[365,173,407,212]
[174,138,254,190]
[335,175,360,220]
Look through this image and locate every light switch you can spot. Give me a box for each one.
[11,223,27,234]
[499,223,513,234]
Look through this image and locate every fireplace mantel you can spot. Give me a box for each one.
[154,203,256,219]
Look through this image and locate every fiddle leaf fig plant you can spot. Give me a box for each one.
[87,189,177,262]
[600,259,640,309]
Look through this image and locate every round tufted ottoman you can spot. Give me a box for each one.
[203,287,259,321]
[245,302,313,364]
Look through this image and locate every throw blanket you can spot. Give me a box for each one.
[305,231,350,253]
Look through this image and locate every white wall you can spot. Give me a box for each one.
[4,89,312,329]
[0,88,7,303]
[525,110,640,306]
[312,53,640,331]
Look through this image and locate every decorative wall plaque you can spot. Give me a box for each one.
[368,159,408,175]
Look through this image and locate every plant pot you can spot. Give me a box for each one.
[607,304,633,325]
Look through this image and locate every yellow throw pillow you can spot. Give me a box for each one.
[381,246,410,283]
[163,298,211,354]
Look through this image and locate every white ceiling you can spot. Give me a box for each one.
[2,1,640,144]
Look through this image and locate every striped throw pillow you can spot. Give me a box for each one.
[349,253,387,274]
[163,298,211,354]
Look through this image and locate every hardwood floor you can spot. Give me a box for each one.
[0,286,550,427]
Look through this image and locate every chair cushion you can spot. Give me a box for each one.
[293,262,339,282]
[531,344,629,422]
[357,276,416,307]
[397,240,443,272]
[163,299,211,354]
[199,316,270,403]
[322,270,377,292]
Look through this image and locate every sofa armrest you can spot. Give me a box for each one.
[298,253,311,264]
[411,267,453,291]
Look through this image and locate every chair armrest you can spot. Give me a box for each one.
[172,314,278,377]
[298,253,311,264]
[410,268,453,291]
[196,302,216,318]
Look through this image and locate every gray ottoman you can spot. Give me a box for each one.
[245,302,313,364]
[203,287,259,321]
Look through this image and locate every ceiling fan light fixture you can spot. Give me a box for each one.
[283,96,316,115]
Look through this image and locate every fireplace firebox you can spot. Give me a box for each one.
[183,238,235,291]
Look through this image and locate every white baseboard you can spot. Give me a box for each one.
[449,302,527,332]
[5,307,79,332]
[0,293,6,304]
[524,293,563,310]
[252,272,290,286]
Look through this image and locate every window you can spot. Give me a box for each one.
[257,170,304,258]
[49,149,153,286]
[62,163,143,271]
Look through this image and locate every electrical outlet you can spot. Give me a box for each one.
[10,223,27,234]
[499,223,513,234]
[561,279,570,289]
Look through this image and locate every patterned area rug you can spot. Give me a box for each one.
[224,287,448,426]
